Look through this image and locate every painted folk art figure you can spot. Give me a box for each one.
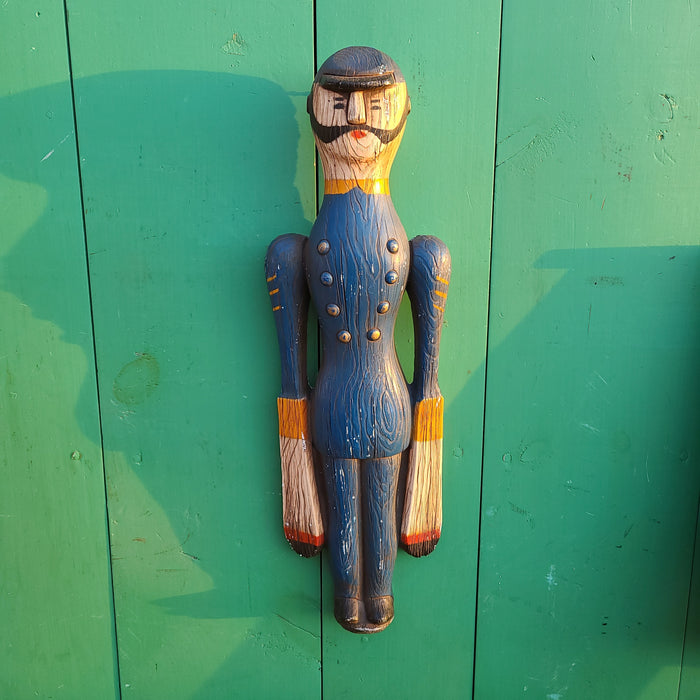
[266,47,451,633]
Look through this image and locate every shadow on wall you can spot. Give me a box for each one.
[1,70,310,444]
[474,244,700,699]
[1,71,324,698]
[2,71,700,698]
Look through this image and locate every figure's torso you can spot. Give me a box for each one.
[305,189,412,459]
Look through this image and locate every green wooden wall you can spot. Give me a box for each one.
[2,1,698,698]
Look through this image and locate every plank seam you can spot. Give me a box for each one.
[311,4,324,700]
[471,1,505,697]
[61,4,123,698]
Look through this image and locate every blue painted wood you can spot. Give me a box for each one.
[306,189,412,459]
[267,47,450,635]
[265,234,311,400]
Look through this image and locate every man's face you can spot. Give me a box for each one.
[309,82,409,163]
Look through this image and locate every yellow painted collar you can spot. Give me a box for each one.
[324,179,390,195]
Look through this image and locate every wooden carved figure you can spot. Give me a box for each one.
[266,47,451,633]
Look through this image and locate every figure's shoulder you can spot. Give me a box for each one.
[266,233,307,262]
[410,235,451,270]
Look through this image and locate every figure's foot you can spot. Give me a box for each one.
[365,595,394,625]
[334,597,361,626]
[333,597,394,633]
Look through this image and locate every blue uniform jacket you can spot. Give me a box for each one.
[305,189,412,459]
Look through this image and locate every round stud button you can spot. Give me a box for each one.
[337,330,351,343]
[326,304,340,317]
[385,270,398,284]
[377,301,390,314]
[320,272,333,286]
[367,328,381,341]
[317,240,330,255]
[387,239,399,254]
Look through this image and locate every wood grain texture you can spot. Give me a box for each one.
[411,396,444,441]
[279,435,324,554]
[277,396,310,439]
[407,236,451,400]
[306,188,413,460]
[8,2,697,697]
[476,1,700,698]
[1,3,119,697]
[310,79,408,182]
[402,439,443,555]
[269,46,452,634]
[277,398,324,556]
[402,397,444,556]
[63,1,322,697]
[296,47,442,634]
[316,0,501,692]
[266,235,311,399]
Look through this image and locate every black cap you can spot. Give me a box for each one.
[314,46,405,92]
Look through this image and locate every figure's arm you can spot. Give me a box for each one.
[401,235,451,557]
[265,234,323,557]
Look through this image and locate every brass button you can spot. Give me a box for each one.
[337,330,351,343]
[367,329,381,341]
[317,240,330,255]
[377,301,390,314]
[326,304,340,317]
[385,270,398,284]
[320,272,333,286]
[387,239,399,253]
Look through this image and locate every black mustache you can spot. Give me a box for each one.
[309,106,408,145]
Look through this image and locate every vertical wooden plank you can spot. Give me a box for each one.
[477,1,700,697]
[315,1,501,695]
[0,2,119,697]
[64,1,319,698]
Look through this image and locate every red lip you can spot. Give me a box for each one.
[351,130,367,139]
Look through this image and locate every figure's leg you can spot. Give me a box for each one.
[322,457,361,625]
[362,454,401,624]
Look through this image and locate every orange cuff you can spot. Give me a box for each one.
[277,397,309,439]
[411,397,444,442]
